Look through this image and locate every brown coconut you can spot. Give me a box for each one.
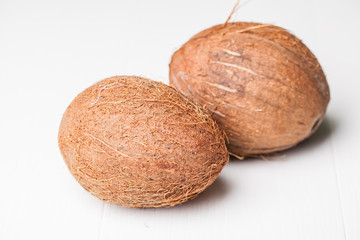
[169,22,330,157]
[58,76,228,208]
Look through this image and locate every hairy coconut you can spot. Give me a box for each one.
[58,76,228,208]
[169,22,330,156]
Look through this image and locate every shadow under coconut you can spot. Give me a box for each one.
[286,116,337,153]
[109,176,230,213]
[172,176,230,210]
[229,116,338,162]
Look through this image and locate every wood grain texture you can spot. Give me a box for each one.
[0,0,359,239]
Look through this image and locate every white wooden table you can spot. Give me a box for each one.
[1,0,359,239]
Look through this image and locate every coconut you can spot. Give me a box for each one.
[58,76,228,208]
[169,22,330,157]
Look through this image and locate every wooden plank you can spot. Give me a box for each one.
[313,0,360,239]
[99,120,345,240]
[1,0,359,239]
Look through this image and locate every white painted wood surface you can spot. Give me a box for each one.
[0,0,359,239]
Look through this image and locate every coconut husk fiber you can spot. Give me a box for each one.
[58,76,229,208]
[169,22,330,157]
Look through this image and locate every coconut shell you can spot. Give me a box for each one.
[169,22,330,156]
[58,76,228,208]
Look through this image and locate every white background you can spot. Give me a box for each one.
[1,0,359,239]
